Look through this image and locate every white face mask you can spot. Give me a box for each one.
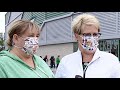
[81,36,99,51]
[23,37,39,55]
[14,37,39,55]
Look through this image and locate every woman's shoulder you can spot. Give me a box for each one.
[33,55,48,66]
[100,51,118,58]
[99,50,119,63]
[0,55,14,69]
[0,50,13,63]
[60,52,79,64]
[33,55,54,77]
[34,55,44,61]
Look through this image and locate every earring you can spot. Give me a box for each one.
[12,42,15,46]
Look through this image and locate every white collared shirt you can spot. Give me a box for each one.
[55,48,120,78]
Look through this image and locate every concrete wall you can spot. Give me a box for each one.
[36,43,73,65]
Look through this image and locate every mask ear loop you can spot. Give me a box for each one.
[13,36,30,55]
[13,36,24,49]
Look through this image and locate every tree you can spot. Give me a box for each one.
[0,37,4,51]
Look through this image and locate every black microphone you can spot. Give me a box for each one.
[75,75,83,78]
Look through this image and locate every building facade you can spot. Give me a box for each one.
[5,12,120,61]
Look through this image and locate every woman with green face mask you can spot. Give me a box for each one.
[0,20,54,78]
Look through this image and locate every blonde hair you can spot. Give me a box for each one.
[7,20,40,48]
[72,13,100,34]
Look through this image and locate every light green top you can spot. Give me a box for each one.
[0,50,54,78]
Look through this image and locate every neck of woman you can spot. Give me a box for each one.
[10,47,35,68]
[10,47,32,60]
[81,52,94,63]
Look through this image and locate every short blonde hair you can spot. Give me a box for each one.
[72,13,100,34]
[7,20,40,48]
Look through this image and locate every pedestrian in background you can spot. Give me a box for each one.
[43,55,48,62]
[50,56,55,68]
[56,55,60,68]
[40,56,42,59]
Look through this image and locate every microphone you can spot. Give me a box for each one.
[75,75,83,78]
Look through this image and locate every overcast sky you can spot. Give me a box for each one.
[0,12,6,33]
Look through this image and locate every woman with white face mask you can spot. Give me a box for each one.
[55,13,120,78]
[0,20,54,78]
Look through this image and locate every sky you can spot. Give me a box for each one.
[0,12,6,34]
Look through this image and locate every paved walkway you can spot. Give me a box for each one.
[46,62,57,75]
[51,68,57,75]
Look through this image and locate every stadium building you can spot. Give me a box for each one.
[5,12,120,60]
